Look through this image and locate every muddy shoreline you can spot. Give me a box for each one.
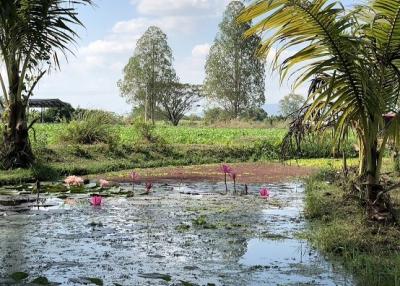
[102,162,315,184]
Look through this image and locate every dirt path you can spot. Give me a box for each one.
[105,162,315,184]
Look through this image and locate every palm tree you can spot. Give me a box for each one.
[239,0,400,204]
[0,0,92,169]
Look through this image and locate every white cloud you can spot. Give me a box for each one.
[134,0,228,17]
[191,43,211,58]
[112,16,195,35]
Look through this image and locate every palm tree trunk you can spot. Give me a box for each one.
[2,99,34,169]
[366,140,379,202]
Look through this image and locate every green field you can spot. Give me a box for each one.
[33,123,287,146]
[0,123,359,185]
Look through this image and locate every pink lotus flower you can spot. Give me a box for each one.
[90,195,103,206]
[145,182,153,193]
[64,176,84,187]
[221,164,232,174]
[221,164,233,194]
[259,187,270,199]
[99,179,111,188]
[130,171,140,181]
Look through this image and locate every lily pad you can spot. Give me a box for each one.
[82,277,103,285]
[138,273,172,282]
[108,187,121,194]
[31,276,50,285]
[10,271,29,281]
[43,184,68,193]
[69,186,86,194]
[85,183,97,189]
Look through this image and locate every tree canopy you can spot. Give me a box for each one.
[279,93,305,118]
[239,0,400,204]
[204,1,266,118]
[159,83,202,126]
[118,26,177,124]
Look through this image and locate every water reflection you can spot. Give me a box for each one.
[0,181,353,285]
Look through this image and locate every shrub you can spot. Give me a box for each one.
[73,108,123,125]
[59,112,116,145]
[133,119,163,144]
[204,107,231,124]
[31,162,60,181]
[239,107,268,121]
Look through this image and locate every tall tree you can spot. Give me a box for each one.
[204,1,265,118]
[240,0,400,207]
[0,0,92,169]
[159,83,202,126]
[279,93,305,118]
[118,26,177,124]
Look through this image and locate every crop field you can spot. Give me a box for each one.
[32,123,288,147]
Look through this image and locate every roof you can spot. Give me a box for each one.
[28,99,72,109]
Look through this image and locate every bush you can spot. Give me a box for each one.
[204,107,231,124]
[43,106,75,123]
[133,119,163,144]
[31,162,60,181]
[239,108,268,121]
[59,112,116,145]
[73,108,124,125]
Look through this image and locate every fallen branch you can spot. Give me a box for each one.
[373,182,400,205]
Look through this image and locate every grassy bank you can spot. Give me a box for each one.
[304,175,400,285]
[0,123,360,185]
[0,142,275,185]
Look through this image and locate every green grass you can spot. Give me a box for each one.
[32,123,287,146]
[0,123,361,185]
[0,142,279,185]
[304,175,400,286]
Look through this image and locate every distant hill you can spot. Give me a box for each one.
[263,104,281,116]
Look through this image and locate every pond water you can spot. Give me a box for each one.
[0,181,354,285]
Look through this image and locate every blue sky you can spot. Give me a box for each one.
[35,0,356,115]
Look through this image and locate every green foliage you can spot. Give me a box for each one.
[279,93,305,118]
[133,119,161,144]
[192,215,217,229]
[31,162,59,181]
[118,26,177,123]
[31,276,50,285]
[32,123,359,159]
[10,272,29,282]
[204,1,265,118]
[240,0,400,187]
[204,108,231,124]
[73,108,123,125]
[0,0,92,168]
[239,107,268,122]
[42,105,75,123]
[59,113,116,145]
[159,83,202,126]
[304,176,400,285]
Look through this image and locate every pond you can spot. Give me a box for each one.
[0,181,354,285]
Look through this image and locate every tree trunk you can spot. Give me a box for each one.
[1,100,34,169]
[366,141,379,202]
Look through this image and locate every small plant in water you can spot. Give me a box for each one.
[230,171,237,193]
[130,171,140,192]
[64,175,84,187]
[145,182,153,194]
[90,195,103,206]
[221,164,232,194]
[259,187,270,199]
